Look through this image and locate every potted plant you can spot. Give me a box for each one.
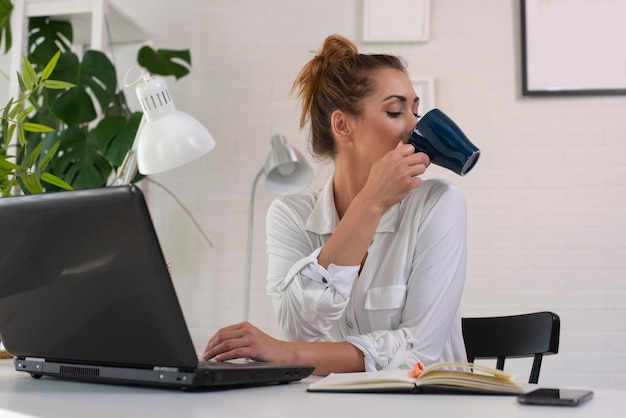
[0,1,193,196]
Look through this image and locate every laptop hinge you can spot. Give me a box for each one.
[25,357,45,362]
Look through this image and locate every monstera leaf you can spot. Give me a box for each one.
[0,0,13,54]
[51,125,112,189]
[28,16,72,70]
[46,50,117,126]
[137,46,191,80]
[91,111,142,168]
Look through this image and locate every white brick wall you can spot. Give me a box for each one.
[75,0,626,389]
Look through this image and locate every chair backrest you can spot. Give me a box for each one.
[462,311,560,383]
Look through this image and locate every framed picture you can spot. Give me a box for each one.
[412,76,435,115]
[521,0,626,96]
[362,0,430,42]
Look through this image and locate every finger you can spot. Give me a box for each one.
[417,152,431,167]
[405,151,430,166]
[397,142,417,157]
[408,163,428,178]
[203,334,247,360]
[202,324,248,359]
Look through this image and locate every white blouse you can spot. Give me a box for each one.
[265,176,468,372]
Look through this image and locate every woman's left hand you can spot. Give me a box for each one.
[201,322,292,363]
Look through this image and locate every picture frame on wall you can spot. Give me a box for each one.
[521,0,626,96]
[412,76,435,114]
[362,0,430,42]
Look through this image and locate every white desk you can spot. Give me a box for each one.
[0,360,621,418]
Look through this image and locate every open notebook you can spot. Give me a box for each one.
[0,185,313,390]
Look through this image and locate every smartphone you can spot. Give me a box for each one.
[517,388,593,406]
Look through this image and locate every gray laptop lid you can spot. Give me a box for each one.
[0,186,200,370]
[0,186,314,389]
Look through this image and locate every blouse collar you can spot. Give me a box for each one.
[304,174,399,235]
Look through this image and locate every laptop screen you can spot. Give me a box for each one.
[0,186,199,370]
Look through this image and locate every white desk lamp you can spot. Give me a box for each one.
[116,73,216,185]
[113,73,216,248]
[243,134,313,321]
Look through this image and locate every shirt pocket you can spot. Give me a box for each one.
[364,285,407,311]
[363,284,407,331]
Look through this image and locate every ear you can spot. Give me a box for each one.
[331,110,352,142]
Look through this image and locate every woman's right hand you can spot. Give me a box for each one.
[202,322,294,364]
[362,141,430,212]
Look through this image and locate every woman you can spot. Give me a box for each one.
[203,34,468,376]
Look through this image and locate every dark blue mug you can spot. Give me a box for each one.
[408,108,480,176]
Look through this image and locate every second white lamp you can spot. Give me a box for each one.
[244,134,313,321]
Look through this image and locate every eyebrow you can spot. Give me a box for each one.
[383,94,420,103]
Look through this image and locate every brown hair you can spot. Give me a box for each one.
[292,34,407,159]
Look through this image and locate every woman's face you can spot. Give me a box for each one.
[348,68,419,166]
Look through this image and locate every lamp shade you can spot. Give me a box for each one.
[134,75,215,175]
[264,134,313,195]
[243,134,312,321]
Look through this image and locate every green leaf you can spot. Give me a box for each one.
[17,105,35,121]
[19,99,61,157]
[0,0,13,54]
[105,90,133,119]
[46,51,117,126]
[28,17,72,70]
[2,96,13,119]
[17,126,26,146]
[38,139,60,171]
[23,122,55,132]
[41,172,73,190]
[26,141,44,168]
[17,71,26,92]
[19,172,43,194]
[2,180,16,196]
[50,126,113,189]
[0,158,21,171]
[137,46,192,80]
[41,50,61,80]
[9,100,22,120]
[91,112,142,167]
[5,124,15,148]
[21,54,38,89]
[43,79,76,89]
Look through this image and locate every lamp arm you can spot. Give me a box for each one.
[243,167,265,322]
[112,114,147,186]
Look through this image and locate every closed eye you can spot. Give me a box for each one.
[386,111,402,118]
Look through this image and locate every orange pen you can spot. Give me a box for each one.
[411,361,425,378]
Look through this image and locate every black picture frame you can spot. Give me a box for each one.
[520,0,626,96]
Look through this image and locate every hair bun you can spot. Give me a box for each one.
[316,34,358,67]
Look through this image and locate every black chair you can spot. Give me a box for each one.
[462,311,560,383]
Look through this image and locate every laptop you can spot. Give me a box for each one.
[0,185,313,390]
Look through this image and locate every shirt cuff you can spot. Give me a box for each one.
[345,333,421,372]
[344,335,383,371]
[299,247,359,299]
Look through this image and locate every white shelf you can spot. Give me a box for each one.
[23,0,152,46]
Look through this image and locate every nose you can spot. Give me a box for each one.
[405,113,418,137]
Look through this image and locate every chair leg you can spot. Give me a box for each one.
[529,354,543,384]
